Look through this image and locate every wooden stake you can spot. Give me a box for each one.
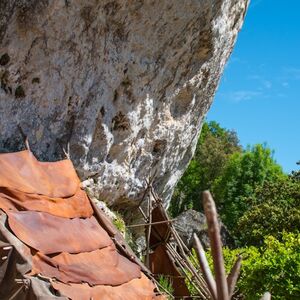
[194,234,217,300]
[203,191,229,300]
[150,186,210,297]
[139,206,147,220]
[166,244,208,299]
[227,255,242,299]
[145,194,153,268]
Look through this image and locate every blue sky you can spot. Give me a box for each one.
[207,0,300,173]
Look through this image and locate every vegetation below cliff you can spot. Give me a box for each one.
[169,121,300,299]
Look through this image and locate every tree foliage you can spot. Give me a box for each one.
[188,232,300,299]
[169,121,241,217]
[236,177,300,245]
[169,121,285,244]
[220,232,300,300]
[170,120,300,299]
[212,144,284,234]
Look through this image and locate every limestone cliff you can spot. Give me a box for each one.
[0,0,249,207]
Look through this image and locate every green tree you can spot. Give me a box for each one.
[169,121,241,217]
[170,121,297,248]
[236,176,300,246]
[212,144,284,234]
[290,161,300,180]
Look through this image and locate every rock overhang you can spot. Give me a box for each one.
[0,0,250,208]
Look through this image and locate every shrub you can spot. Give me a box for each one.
[210,232,300,300]
[158,275,174,299]
[236,177,300,246]
[212,144,284,234]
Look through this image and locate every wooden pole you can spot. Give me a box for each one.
[166,243,208,299]
[203,191,229,300]
[145,194,153,268]
[150,186,210,297]
[139,206,147,220]
[193,234,217,300]
[166,246,205,298]
[126,219,175,228]
[227,255,242,299]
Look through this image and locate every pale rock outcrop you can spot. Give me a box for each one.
[0,0,249,208]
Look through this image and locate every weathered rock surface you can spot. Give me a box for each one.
[173,209,234,249]
[0,0,249,208]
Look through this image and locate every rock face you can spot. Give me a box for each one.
[173,209,234,249]
[0,0,249,208]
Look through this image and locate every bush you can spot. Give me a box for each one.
[212,144,284,234]
[236,177,300,246]
[213,232,300,300]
